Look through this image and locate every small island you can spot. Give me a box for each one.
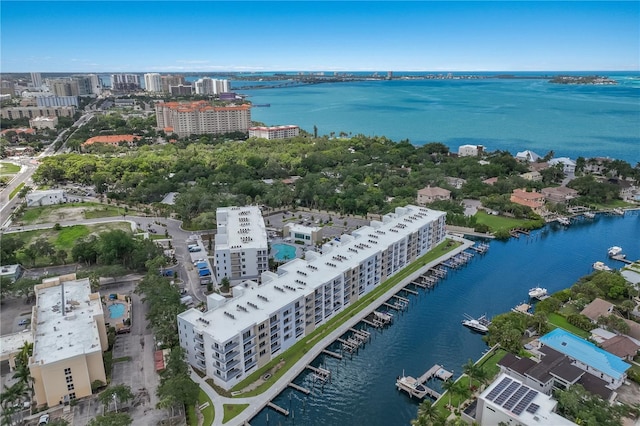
[549,75,617,85]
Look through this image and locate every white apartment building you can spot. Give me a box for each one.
[29,116,58,129]
[214,206,268,282]
[29,275,108,407]
[179,205,446,389]
[213,79,230,95]
[194,77,214,95]
[144,73,163,93]
[155,101,251,137]
[110,74,140,91]
[248,125,300,140]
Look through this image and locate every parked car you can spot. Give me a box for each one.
[39,414,50,425]
[18,319,30,326]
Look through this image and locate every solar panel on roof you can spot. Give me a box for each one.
[494,382,520,405]
[526,403,540,414]
[486,377,512,401]
[513,389,537,415]
[503,386,528,410]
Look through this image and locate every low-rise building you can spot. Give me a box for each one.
[26,189,67,207]
[29,275,108,407]
[475,373,577,426]
[1,106,76,120]
[580,298,615,323]
[541,186,579,204]
[283,223,323,245]
[600,335,640,361]
[0,264,24,283]
[548,157,576,175]
[444,176,466,189]
[248,125,300,140]
[29,116,58,129]
[416,186,451,206]
[457,144,484,157]
[538,328,631,389]
[520,171,542,182]
[515,150,542,163]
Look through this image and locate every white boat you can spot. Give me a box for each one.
[528,287,548,299]
[612,208,625,215]
[557,217,571,226]
[396,374,429,399]
[462,314,490,334]
[592,261,612,272]
[608,246,623,257]
[584,212,596,219]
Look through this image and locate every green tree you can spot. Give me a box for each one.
[98,385,134,413]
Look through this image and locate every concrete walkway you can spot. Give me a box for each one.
[194,236,475,426]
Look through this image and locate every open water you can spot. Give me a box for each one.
[249,214,639,426]
[241,73,640,164]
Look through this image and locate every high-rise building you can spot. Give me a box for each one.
[169,84,194,96]
[144,73,162,93]
[214,206,269,282]
[213,79,230,95]
[161,75,185,93]
[178,205,447,390]
[155,101,251,137]
[110,74,141,91]
[86,74,103,95]
[194,77,214,95]
[30,72,42,89]
[49,79,79,97]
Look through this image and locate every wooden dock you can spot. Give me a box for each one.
[307,365,331,384]
[322,349,343,360]
[267,402,290,416]
[288,382,311,395]
[611,255,632,264]
[402,286,419,295]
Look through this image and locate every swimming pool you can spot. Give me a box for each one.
[272,243,297,262]
[108,303,126,320]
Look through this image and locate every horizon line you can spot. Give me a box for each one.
[5,69,640,74]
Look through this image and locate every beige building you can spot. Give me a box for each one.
[29,275,108,407]
[29,116,58,130]
[416,186,451,206]
[248,125,299,140]
[283,223,323,245]
[1,106,76,120]
[156,101,251,138]
[541,186,579,204]
[457,144,484,157]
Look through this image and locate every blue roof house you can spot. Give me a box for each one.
[539,328,631,389]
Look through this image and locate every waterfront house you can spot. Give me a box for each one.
[510,189,545,214]
[623,319,640,341]
[538,328,631,389]
[528,161,549,172]
[541,186,579,204]
[515,150,541,163]
[475,373,577,426]
[417,186,451,205]
[444,176,467,189]
[600,335,640,361]
[482,177,498,186]
[548,157,576,175]
[457,144,484,157]
[580,298,614,323]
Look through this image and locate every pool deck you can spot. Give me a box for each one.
[104,295,132,331]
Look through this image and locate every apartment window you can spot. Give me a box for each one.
[67,384,75,391]
[64,368,72,375]
[258,324,265,331]
[66,376,73,384]
[69,393,76,400]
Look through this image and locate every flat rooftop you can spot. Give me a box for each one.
[32,278,104,365]
[540,328,630,380]
[215,206,268,251]
[181,205,444,342]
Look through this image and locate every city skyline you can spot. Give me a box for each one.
[1,1,639,73]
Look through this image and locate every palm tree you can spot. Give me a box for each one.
[412,400,445,426]
[463,359,480,391]
[441,379,457,408]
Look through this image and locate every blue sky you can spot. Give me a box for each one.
[1,1,639,72]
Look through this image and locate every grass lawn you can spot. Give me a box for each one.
[475,211,543,232]
[187,389,214,426]
[0,162,21,174]
[9,182,25,200]
[17,202,126,224]
[547,313,590,338]
[230,239,462,397]
[222,404,248,424]
[12,222,130,267]
[83,206,125,219]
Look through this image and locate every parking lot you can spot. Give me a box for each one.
[264,209,370,242]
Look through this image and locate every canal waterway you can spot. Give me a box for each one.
[249,213,639,426]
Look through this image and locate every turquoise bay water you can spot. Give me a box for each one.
[243,75,640,164]
[108,303,125,320]
[272,243,297,262]
[250,214,639,425]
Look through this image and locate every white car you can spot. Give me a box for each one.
[38,414,50,425]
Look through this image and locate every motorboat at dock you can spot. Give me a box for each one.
[528,287,548,300]
[461,314,491,334]
[608,246,623,257]
[592,261,612,272]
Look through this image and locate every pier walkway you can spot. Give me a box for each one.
[190,235,475,426]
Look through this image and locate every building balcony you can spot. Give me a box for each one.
[194,334,204,343]
[220,358,240,372]
[195,342,204,351]
[195,353,206,362]
[196,359,206,369]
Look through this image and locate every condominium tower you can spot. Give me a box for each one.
[178,205,446,389]
[155,101,251,137]
[144,73,163,93]
[214,206,269,282]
